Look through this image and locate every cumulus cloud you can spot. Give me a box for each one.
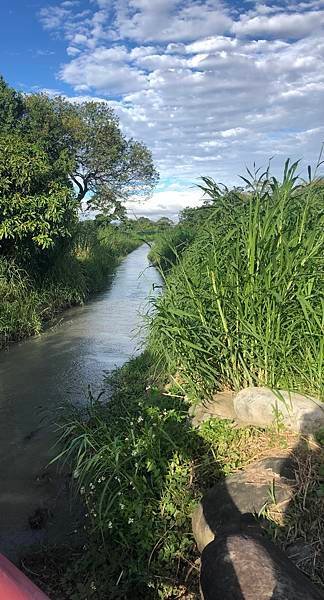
[125,187,204,220]
[38,0,324,216]
[232,10,324,38]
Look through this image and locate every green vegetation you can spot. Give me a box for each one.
[150,161,324,400]
[22,159,324,598]
[23,94,158,209]
[0,75,158,348]
[44,352,285,599]
[0,221,141,348]
[2,73,323,599]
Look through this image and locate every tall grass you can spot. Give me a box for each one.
[148,225,195,272]
[150,161,324,400]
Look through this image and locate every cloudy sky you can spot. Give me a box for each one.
[1,0,324,218]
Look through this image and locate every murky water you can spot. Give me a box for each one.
[0,245,162,561]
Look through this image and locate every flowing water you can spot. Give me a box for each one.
[0,245,162,561]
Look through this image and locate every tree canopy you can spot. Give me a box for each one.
[0,76,24,133]
[0,133,77,258]
[23,95,158,210]
[0,75,158,265]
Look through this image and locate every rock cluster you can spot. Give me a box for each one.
[192,455,324,599]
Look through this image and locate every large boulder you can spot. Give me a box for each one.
[192,455,295,552]
[189,391,236,428]
[200,527,324,600]
[234,387,324,433]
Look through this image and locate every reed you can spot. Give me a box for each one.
[150,160,324,400]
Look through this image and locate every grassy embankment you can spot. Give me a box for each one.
[0,221,140,350]
[25,162,324,598]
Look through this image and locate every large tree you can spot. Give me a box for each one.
[0,133,77,259]
[24,95,158,210]
[0,76,24,132]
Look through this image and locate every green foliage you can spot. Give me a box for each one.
[0,76,149,346]
[23,93,74,183]
[0,254,85,347]
[0,222,141,348]
[55,352,264,598]
[150,160,324,400]
[23,94,158,208]
[148,203,216,273]
[0,133,77,256]
[0,76,24,132]
[148,225,195,272]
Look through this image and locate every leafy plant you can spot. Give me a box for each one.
[53,353,274,598]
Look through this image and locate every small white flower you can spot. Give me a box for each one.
[108,521,113,529]
[128,517,134,524]
[137,416,143,423]
[120,503,125,510]
[90,581,97,591]
[80,486,85,495]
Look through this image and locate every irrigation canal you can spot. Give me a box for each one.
[0,245,162,562]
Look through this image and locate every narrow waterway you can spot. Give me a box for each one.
[0,245,162,561]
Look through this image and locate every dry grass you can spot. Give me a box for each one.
[263,436,324,588]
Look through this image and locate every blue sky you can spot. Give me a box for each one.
[1,0,324,218]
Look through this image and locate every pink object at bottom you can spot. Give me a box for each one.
[0,553,50,599]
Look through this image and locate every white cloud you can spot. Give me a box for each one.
[125,187,203,220]
[37,0,324,216]
[60,47,147,93]
[232,10,324,38]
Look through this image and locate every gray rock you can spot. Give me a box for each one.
[192,455,295,552]
[192,502,215,553]
[190,391,236,428]
[233,387,324,433]
[200,526,324,600]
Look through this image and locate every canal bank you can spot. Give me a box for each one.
[0,245,162,562]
